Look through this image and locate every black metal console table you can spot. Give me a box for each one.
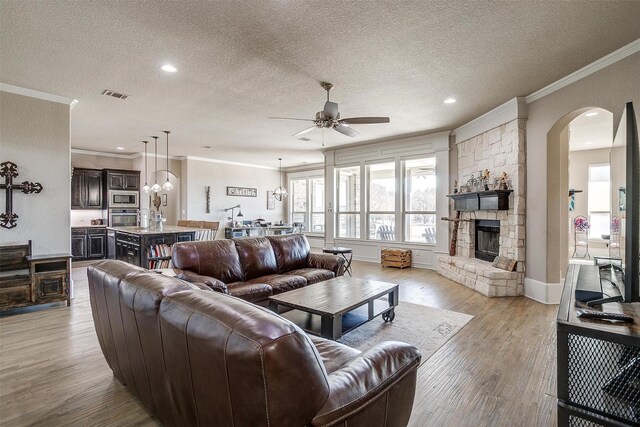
[557,264,640,426]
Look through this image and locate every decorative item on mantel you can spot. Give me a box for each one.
[0,161,43,229]
[481,169,491,190]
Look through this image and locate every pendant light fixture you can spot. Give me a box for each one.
[162,130,173,191]
[141,140,150,193]
[151,136,161,192]
[273,158,288,201]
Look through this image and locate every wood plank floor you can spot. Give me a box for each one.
[0,261,558,426]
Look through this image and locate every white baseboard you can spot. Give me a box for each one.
[524,277,562,304]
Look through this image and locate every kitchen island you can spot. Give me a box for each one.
[107,226,201,269]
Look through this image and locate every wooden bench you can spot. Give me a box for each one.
[0,241,33,310]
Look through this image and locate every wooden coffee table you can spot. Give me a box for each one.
[268,276,398,340]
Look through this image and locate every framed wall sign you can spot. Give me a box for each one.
[227,186,257,197]
[267,190,275,210]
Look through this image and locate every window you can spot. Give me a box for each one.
[336,166,360,238]
[404,158,436,243]
[368,162,396,240]
[288,175,324,233]
[588,164,610,239]
[290,179,307,226]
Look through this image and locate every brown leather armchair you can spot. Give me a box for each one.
[172,234,346,304]
[88,260,421,427]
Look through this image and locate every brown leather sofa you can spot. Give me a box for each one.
[88,260,421,427]
[171,234,346,303]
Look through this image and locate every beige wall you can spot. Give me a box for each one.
[71,152,134,170]
[185,159,285,232]
[568,147,610,224]
[526,52,640,284]
[0,91,70,254]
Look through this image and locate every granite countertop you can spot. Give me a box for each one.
[71,225,107,228]
[107,226,202,235]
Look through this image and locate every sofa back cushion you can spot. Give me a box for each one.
[234,237,278,280]
[159,290,330,427]
[266,234,310,273]
[87,260,195,426]
[172,240,244,283]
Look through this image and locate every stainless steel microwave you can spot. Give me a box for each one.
[108,190,139,208]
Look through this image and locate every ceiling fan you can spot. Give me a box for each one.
[269,82,390,138]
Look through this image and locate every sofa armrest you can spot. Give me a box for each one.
[311,341,421,427]
[175,270,228,294]
[307,253,346,276]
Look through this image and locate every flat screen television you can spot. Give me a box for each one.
[610,101,639,302]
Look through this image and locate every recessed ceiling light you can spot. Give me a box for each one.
[116,147,125,150]
[444,98,456,104]
[585,112,599,117]
[161,64,177,73]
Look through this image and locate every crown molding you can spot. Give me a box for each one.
[453,97,527,143]
[525,38,640,104]
[71,148,184,160]
[186,156,278,170]
[0,82,77,106]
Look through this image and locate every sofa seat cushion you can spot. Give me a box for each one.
[226,282,273,303]
[309,335,361,375]
[247,274,307,294]
[286,268,335,285]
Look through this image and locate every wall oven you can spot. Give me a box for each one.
[108,190,139,208]
[109,209,139,227]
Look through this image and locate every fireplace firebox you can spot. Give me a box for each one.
[475,220,500,262]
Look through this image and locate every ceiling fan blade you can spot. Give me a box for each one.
[292,126,317,137]
[268,117,314,122]
[339,117,390,124]
[334,123,359,137]
[323,101,339,119]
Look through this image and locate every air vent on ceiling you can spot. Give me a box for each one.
[101,89,128,100]
[298,137,311,142]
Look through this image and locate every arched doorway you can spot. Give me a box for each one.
[546,107,614,283]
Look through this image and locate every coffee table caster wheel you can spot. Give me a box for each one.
[382,309,395,323]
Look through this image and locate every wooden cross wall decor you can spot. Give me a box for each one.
[0,161,43,229]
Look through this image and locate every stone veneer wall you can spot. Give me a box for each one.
[438,118,526,297]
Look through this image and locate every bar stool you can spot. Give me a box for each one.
[322,246,353,276]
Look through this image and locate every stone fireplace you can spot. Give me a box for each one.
[437,117,526,297]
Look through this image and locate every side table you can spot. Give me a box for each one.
[322,247,353,277]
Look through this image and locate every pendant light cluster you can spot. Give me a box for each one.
[142,132,173,194]
[273,158,288,201]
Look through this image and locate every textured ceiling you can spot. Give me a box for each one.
[2,1,640,167]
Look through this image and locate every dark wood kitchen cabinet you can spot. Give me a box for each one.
[71,228,106,260]
[105,170,140,191]
[71,168,103,209]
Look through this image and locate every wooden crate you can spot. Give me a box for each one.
[381,248,412,269]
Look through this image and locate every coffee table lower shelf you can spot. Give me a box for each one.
[275,298,395,339]
[269,278,398,340]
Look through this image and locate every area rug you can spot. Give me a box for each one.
[337,302,473,364]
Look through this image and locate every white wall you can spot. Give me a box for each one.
[0,91,70,254]
[184,158,285,232]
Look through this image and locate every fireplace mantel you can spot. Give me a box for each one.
[447,190,513,211]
